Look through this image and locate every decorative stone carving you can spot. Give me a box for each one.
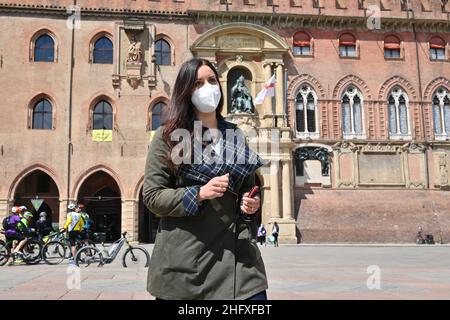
[332,141,358,153]
[293,147,330,176]
[438,153,449,187]
[235,55,243,63]
[126,35,143,89]
[360,143,398,154]
[332,74,372,100]
[400,142,427,153]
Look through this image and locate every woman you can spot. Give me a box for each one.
[257,223,267,246]
[272,222,279,247]
[143,58,268,300]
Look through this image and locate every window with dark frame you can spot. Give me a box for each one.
[293,32,311,56]
[32,99,52,130]
[384,35,401,59]
[429,36,446,60]
[151,102,166,130]
[339,33,357,57]
[155,39,171,65]
[93,37,113,64]
[34,34,54,62]
[93,101,113,130]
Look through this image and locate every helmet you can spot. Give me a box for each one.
[19,206,27,212]
[39,212,47,217]
[78,204,85,210]
[23,211,33,218]
[11,206,18,213]
[68,203,76,210]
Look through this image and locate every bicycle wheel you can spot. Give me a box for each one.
[75,246,104,267]
[23,240,43,265]
[122,246,150,268]
[42,241,66,265]
[0,240,10,266]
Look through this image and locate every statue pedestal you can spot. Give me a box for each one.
[225,113,259,134]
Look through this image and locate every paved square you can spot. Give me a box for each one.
[1,244,450,300]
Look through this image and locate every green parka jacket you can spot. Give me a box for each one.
[143,121,268,300]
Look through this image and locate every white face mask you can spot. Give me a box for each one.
[191,82,221,113]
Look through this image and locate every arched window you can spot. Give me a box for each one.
[388,87,410,138]
[384,35,401,59]
[93,37,113,64]
[429,36,446,60]
[341,86,364,138]
[295,85,318,137]
[93,101,113,130]
[32,99,52,129]
[34,34,55,62]
[339,33,357,57]
[432,87,450,138]
[293,32,311,56]
[155,39,171,65]
[151,102,166,131]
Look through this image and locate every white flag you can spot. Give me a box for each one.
[254,74,276,105]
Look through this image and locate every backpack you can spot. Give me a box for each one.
[81,214,91,230]
[2,216,18,231]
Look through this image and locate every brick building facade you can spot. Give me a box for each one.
[0,0,449,243]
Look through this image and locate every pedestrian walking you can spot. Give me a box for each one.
[272,221,280,247]
[257,223,267,246]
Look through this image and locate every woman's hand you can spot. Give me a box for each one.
[240,193,260,215]
[198,173,229,201]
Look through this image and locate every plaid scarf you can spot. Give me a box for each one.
[178,118,263,193]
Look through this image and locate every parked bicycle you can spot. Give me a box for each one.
[75,232,149,268]
[0,231,42,266]
[41,230,96,265]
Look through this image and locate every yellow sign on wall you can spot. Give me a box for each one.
[92,130,113,142]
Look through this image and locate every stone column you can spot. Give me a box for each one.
[275,63,285,127]
[59,199,73,228]
[281,159,294,220]
[122,199,139,243]
[269,160,281,219]
[0,198,12,222]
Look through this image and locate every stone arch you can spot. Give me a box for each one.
[133,175,145,200]
[71,164,125,200]
[379,76,418,101]
[333,74,372,100]
[287,74,326,100]
[424,77,450,101]
[8,163,63,201]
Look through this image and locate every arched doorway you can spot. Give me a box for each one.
[227,66,253,113]
[13,170,60,228]
[77,171,121,242]
[138,187,160,243]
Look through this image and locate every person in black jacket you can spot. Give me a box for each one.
[36,212,53,240]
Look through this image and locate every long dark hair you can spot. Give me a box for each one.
[162,58,225,167]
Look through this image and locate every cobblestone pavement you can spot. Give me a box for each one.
[1,244,450,300]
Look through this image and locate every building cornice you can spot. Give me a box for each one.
[0,3,189,20]
[187,10,450,33]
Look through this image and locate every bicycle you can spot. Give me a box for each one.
[41,230,96,265]
[75,232,149,268]
[0,231,43,266]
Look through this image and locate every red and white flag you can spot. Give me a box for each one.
[254,74,276,105]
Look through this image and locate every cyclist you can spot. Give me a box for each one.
[61,203,84,264]
[2,207,28,266]
[17,211,35,237]
[36,211,53,240]
[77,204,92,243]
